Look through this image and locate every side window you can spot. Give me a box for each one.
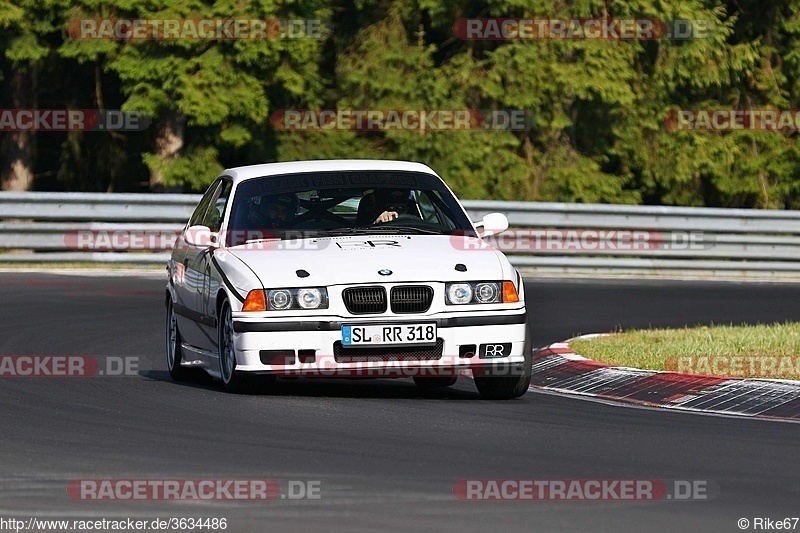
[189,181,221,227]
[202,180,232,232]
[416,190,440,224]
[419,190,457,230]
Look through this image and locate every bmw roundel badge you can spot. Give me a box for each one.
[378,269,392,276]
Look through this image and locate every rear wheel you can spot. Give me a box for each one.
[166,300,192,381]
[413,376,458,388]
[474,327,532,400]
[218,300,255,393]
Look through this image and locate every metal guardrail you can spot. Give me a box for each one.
[1,192,799,277]
[0,192,198,222]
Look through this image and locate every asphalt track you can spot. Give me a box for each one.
[0,273,798,532]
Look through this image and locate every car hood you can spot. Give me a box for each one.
[227,234,505,287]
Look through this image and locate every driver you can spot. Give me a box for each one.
[247,192,298,229]
[372,188,413,224]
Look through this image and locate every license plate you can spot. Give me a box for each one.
[342,324,437,346]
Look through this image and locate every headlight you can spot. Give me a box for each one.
[446,283,473,305]
[475,282,500,303]
[268,289,292,310]
[262,287,329,311]
[297,288,324,309]
[445,281,514,305]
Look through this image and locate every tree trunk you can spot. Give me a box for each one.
[1,71,35,191]
[150,111,185,191]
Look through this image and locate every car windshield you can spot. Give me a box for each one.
[225,170,476,245]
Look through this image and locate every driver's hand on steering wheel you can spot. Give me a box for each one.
[374,211,399,224]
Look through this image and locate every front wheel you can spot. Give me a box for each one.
[218,300,254,393]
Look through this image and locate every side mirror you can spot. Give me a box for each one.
[184,225,217,247]
[475,213,509,237]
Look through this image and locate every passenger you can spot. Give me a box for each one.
[247,192,298,229]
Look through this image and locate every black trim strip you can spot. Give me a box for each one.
[233,312,526,333]
[235,321,336,333]
[439,313,526,327]
[175,303,217,328]
[211,256,245,303]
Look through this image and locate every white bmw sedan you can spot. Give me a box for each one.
[165,160,531,399]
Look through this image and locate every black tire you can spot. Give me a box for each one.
[474,326,533,400]
[413,376,458,388]
[218,299,255,393]
[166,299,192,381]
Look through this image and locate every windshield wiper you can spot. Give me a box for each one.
[317,227,385,236]
[322,226,443,236]
[244,237,281,244]
[377,225,444,235]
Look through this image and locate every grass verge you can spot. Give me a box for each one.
[569,323,800,381]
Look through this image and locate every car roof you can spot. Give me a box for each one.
[223,160,439,184]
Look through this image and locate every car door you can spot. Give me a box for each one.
[196,179,233,351]
[173,180,224,350]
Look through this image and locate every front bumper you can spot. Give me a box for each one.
[231,310,528,378]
